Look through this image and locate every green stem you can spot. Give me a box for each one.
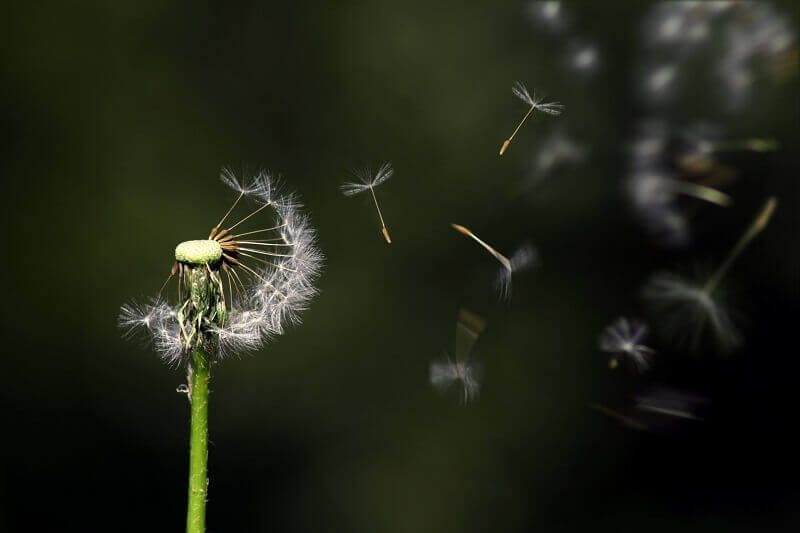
[703,197,777,295]
[186,346,210,533]
[668,179,732,207]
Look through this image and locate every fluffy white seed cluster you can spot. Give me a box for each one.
[119,171,323,364]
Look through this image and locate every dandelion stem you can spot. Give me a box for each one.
[668,180,732,207]
[451,223,511,271]
[186,346,210,533]
[713,138,779,153]
[210,192,243,238]
[500,105,535,155]
[704,197,777,294]
[369,187,392,243]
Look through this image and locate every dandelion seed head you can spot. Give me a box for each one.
[120,170,323,365]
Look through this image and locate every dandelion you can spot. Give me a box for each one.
[499,82,563,156]
[644,197,777,353]
[430,308,486,405]
[341,162,394,243]
[119,169,323,532]
[451,224,537,301]
[598,317,655,372]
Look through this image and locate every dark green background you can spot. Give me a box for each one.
[1,1,798,531]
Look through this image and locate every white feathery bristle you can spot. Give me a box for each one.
[598,317,654,372]
[119,298,183,365]
[512,82,563,115]
[429,355,481,405]
[340,162,394,196]
[495,242,538,302]
[512,81,534,106]
[643,272,740,353]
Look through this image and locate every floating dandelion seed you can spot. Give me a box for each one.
[644,197,777,353]
[454,308,486,362]
[499,82,563,156]
[430,308,486,405]
[626,120,738,247]
[527,1,568,33]
[591,387,707,432]
[119,169,323,531]
[628,171,733,209]
[646,64,677,97]
[451,224,537,301]
[341,162,394,243]
[567,41,601,77]
[677,124,779,175]
[635,387,707,422]
[598,317,655,372]
[430,356,482,405]
[529,126,587,184]
[589,404,648,431]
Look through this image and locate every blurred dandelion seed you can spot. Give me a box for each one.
[499,82,563,156]
[631,173,733,208]
[635,387,707,421]
[451,224,537,300]
[455,308,486,361]
[341,162,394,243]
[589,404,648,431]
[644,197,777,353]
[430,308,486,405]
[598,317,655,372]
[430,356,482,405]
[591,387,707,432]
[529,126,587,185]
[691,137,780,155]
